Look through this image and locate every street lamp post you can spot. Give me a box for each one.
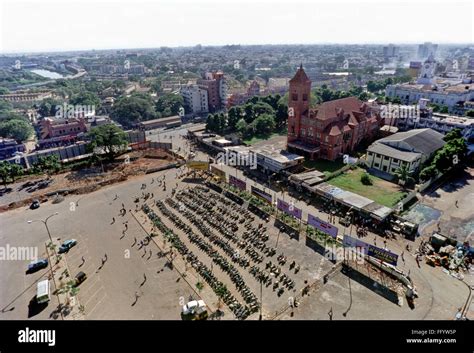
[28,212,59,260]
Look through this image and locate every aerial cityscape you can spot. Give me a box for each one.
[0,1,472,340]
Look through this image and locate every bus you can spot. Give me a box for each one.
[36,280,50,304]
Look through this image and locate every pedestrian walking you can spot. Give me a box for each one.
[114,194,118,200]
[125,223,128,231]
[111,217,115,224]
[455,200,459,208]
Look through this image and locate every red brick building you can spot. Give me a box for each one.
[39,117,88,139]
[287,65,382,160]
[198,71,227,112]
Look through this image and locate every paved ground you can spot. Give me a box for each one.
[0,168,197,320]
[1,126,471,320]
[412,166,474,244]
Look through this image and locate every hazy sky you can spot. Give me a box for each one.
[0,0,473,53]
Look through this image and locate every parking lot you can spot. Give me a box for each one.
[0,167,199,320]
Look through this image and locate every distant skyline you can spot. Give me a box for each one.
[1,0,473,54]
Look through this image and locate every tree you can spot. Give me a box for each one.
[217,113,226,133]
[235,118,248,137]
[0,111,29,122]
[0,161,11,188]
[8,163,23,182]
[358,92,370,101]
[0,87,9,95]
[70,91,100,108]
[0,100,13,115]
[227,107,242,130]
[443,128,463,142]
[88,124,128,161]
[38,98,63,117]
[252,102,275,118]
[419,165,437,182]
[206,114,219,133]
[155,94,184,117]
[394,164,414,187]
[0,119,34,142]
[360,173,373,185]
[111,95,156,127]
[465,110,474,118]
[253,114,275,135]
[275,102,288,129]
[33,155,61,176]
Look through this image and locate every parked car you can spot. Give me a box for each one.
[74,271,87,286]
[26,259,48,274]
[58,239,77,253]
[181,300,208,320]
[30,199,40,209]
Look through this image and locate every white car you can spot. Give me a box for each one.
[181,300,208,320]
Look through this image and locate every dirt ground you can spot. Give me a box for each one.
[0,149,177,210]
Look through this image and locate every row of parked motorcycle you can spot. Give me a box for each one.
[142,203,257,319]
[154,199,260,318]
[172,187,302,299]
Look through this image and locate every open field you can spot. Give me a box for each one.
[327,167,407,207]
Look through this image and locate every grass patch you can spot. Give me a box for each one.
[243,128,287,145]
[327,167,407,207]
[303,159,346,176]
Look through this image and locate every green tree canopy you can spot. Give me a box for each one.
[252,114,275,135]
[155,94,184,117]
[38,98,63,117]
[70,91,100,108]
[0,119,34,142]
[33,155,62,176]
[111,95,156,127]
[465,110,474,118]
[0,161,24,187]
[88,124,128,161]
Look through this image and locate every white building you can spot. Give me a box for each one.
[366,129,445,178]
[416,54,437,85]
[180,85,209,115]
[384,103,474,140]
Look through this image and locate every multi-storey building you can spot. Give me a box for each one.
[38,117,88,139]
[386,55,474,114]
[383,102,474,140]
[198,71,227,112]
[287,65,383,161]
[180,85,209,115]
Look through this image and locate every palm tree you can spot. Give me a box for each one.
[394,164,414,187]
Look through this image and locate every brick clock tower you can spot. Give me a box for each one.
[287,64,311,143]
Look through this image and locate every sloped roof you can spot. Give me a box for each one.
[368,142,420,162]
[313,96,363,121]
[289,65,311,84]
[376,128,445,156]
